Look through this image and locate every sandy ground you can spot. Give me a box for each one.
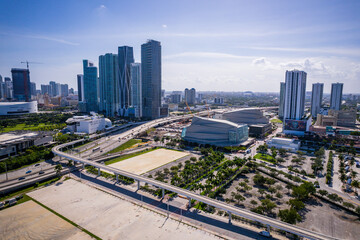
[108,148,189,174]
[0,200,91,240]
[28,179,220,240]
[297,198,360,240]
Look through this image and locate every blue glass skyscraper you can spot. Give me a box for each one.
[130,63,142,118]
[99,53,119,117]
[141,40,161,119]
[118,46,134,116]
[82,60,98,113]
[11,68,31,102]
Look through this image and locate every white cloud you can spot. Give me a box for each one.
[0,32,79,46]
[99,5,106,9]
[163,54,360,93]
[164,52,254,60]
[248,46,360,57]
[162,24,167,28]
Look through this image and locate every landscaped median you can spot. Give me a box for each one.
[107,139,143,154]
[254,153,276,164]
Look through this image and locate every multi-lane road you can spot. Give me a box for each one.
[53,114,335,240]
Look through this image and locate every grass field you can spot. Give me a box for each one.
[105,148,158,165]
[254,153,276,163]
[2,123,66,132]
[107,139,142,154]
[270,118,283,123]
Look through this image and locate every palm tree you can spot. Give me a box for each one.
[351,180,360,195]
[55,164,63,177]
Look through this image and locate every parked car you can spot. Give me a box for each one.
[0,202,4,209]
[259,231,271,238]
[8,198,17,206]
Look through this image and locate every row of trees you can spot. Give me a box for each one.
[0,146,53,173]
[0,113,72,128]
[325,151,334,184]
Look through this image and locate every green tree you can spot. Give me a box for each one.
[55,164,63,176]
[278,208,302,224]
[287,198,305,211]
[261,199,276,214]
[317,189,328,197]
[235,193,246,205]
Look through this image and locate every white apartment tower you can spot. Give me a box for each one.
[311,83,323,117]
[283,70,307,120]
[330,82,343,111]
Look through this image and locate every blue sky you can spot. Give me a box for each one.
[0,0,359,93]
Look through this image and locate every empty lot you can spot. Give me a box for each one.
[0,200,91,240]
[108,148,189,174]
[28,179,219,240]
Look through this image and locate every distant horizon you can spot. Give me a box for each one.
[1,0,359,93]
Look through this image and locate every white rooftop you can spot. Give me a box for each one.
[0,132,38,144]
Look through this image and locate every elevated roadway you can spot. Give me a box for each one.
[53,113,335,240]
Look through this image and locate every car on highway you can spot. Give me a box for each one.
[35,163,40,167]
[25,170,32,174]
[259,231,271,238]
[18,177,25,181]
[39,171,45,175]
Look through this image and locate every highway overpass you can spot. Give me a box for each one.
[52,113,335,240]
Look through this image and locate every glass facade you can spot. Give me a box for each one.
[99,54,118,117]
[130,63,142,118]
[11,68,31,102]
[141,40,161,119]
[83,60,98,113]
[118,46,134,116]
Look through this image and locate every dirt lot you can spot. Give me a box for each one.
[0,200,91,240]
[222,171,360,240]
[108,148,189,174]
[28,179,220,240]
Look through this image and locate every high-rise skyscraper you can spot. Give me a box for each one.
[4,77,13,99]
[30,82,36,97]
[41,84,51,95]
[118,46,134,116]
[279,82,286,119]
[0,75,3,99]
[60,84,69,97]
[77,74,84,102]
[185,88,196,105]
[311,83,323,117]
[99,53,119,117]
[283,70,307,120]
[82,60,98,113]
[130,63,142,118]
[141,40,161,119]
[11,68,31,102]
[330,82,343,111]
[49,81,57,97]
[55,83,61,96]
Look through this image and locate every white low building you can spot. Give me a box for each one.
[0,101,38,115]
[65,112,112,134]
[266,137,300,152]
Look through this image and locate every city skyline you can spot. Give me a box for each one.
[0,0,359,93]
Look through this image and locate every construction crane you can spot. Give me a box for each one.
[185,101,192,114]
[21,61,42,70]
[205,100,211,118]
